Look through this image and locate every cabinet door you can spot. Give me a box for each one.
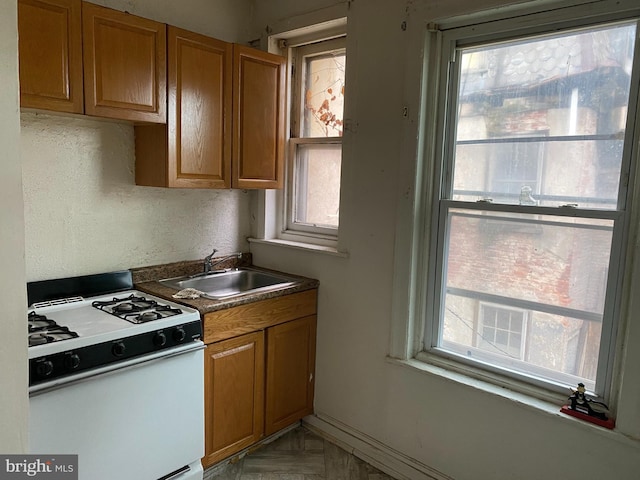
[18,0,83,113]
[82,2,166,123]
[167,27,232,188]
[203,332,264,467]
[265,315,316,436]
[232,45,285,189]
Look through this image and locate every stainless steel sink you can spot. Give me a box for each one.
[159,268,298,299]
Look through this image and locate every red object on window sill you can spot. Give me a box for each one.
[560,405,615,429]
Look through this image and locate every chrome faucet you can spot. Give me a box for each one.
[203,249,242,274]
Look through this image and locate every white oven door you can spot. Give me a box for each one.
[29,342,205,480]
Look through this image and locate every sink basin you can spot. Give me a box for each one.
[159,268,298,300]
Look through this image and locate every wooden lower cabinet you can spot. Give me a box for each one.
[265,315,316,436]
[202,290,317,468]
[203,331,264,467]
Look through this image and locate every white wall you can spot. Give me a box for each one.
[87,0,252,43]
[21,0,254,281]
[0,0,28,453]
[249,1,640,479]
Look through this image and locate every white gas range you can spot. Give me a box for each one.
[27,271,205,480]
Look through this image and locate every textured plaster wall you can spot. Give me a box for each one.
[0,0,28,453]
[21,0,254,281]
[249,1,640,479]
[21,114,251,280]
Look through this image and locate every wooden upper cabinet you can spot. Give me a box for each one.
[168,28,232,188]
[136,40,285,190]
[232,45,286,189]
[18,0,84,113]
[135,27,232,188]
[82,2,166,123]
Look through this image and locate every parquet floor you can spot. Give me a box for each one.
[203,426,397,480]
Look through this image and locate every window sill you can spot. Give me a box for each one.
[386,356,640,448]
[248,237,349,257]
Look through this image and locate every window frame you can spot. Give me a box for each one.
[282,35,346,243]
[414,5,640,402]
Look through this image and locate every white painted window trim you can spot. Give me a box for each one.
[252,14,348,256]
[390,0,640,409]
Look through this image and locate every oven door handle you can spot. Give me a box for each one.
[29,341,205,396]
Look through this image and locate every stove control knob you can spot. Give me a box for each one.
[153,331,167,347]
[112,342,126,357]
[173,327,186,342]
[64,353,81,371]
[36,360,54,378]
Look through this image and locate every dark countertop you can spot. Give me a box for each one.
[131,255,319,315]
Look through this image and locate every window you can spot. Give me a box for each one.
[477,304,526,359]
[286,37,346,241]
[421,11,640,398]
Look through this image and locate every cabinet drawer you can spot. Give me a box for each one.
[203,289,317,344]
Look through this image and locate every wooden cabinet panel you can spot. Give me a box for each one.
[136,40,285,190]
[265,315,316,436]
[201,289,317,465]
[169,28,232,187]
[232,45,285,189]
[18,0,83,113]
[136,27,232,188]
[203,290,318,344]
[203,332,264,467]
[82,2,166,123]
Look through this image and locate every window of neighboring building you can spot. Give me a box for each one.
[419,10,640,398]
[286,37,346,242]
[477,304,527,360]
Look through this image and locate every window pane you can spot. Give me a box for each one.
[478,305,525,358]
[294,143,341,228]
[453,139,625,207]
[443,297,599,390]
[440,207,613,387]
[452,22,636,208]
[444,209,613,313]
[303,52,346,137]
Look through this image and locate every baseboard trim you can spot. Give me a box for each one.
[302,413,452,480]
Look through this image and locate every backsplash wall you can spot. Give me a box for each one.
[21,113,251,281]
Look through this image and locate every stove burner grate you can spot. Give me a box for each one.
[92,294,183,324]
[28,325,79,346]
[124,305,184,324]
[28,311,80,346]
[92,294,158,313]
[28,311,59,333]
